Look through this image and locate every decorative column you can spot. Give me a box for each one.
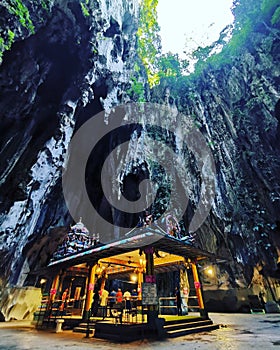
[83,264,97,320]
[100,268,107,291]
[137,268,144,300]
[145,247,154,278]
[144,247,158,323]
[68,277,75,299]
[138,256,146,300]
[47,273,60,316]
[49,273,60,303]
[58,271,66,295]
[191,261,208,318]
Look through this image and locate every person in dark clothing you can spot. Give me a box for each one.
[259,291,266,309]
[109,289,117,308]
[91,285,100,317]
[175,287,182,316]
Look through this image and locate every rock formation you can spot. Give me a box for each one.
[0,0,279,318]
[0,0,139,289]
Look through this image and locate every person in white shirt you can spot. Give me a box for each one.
[100,289,109,319]
[123,290,131,310]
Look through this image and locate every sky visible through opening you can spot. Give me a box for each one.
[157,0,234,58]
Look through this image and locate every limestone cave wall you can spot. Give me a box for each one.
[150,23,280,291]
[0,0,140,289]
[0,0,279,318]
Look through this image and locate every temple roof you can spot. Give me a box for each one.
[43,226,224,274]
[70,217,90,234]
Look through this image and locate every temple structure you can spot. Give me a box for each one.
[34,219,221,340]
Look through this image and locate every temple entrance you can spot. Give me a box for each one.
[36,248,205,324]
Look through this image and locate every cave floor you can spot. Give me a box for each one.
[0,313,280,349]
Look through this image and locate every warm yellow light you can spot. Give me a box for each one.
[206,267,214,276]
[130,274,137,283]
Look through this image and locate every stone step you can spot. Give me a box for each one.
[164,319,213,332]
[163,317,203,326]
[73,321,96,334]
[73,326,95,334]
[75,322,96,327]
[166,323,220,338]
[94,332,138,341]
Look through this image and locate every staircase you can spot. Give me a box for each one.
[73,317,220,340]
[73,321,96,335]
[163,317,220,338]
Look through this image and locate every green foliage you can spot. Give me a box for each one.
[128,76,146,102]
[261,0,279,16]
[41,0,51,11]
[41,1,48,10]
[231,0,280,33]
[0,37,5,63]
[192,44,214,63]
[127,62,146,102]
[7,29,15,47]
[0,1,55,62]
[80,1,90,17]
[7,0,34,34]
[136,0,280,94]
[0,29,15,63]
[136,1,190,87]
[271,6,280,25]
[157,53,186,78]
[227,20,251,55]
[189,0,280,76]
[137,0,161,87]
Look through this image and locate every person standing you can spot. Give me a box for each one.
[116,288,123,304]
[100,289,109,319]
[175,287,182,316]
[91,285,100,317]
[131,289,138,308]
[59,288,69,315]
[113,288,123,322]
[109,289,117,308]
[123,289,132,310]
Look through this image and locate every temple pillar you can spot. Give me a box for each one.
[191,261,208,318]
[57,270,66,295]
[83,264,97,320]
[100,268,107,291]
[49,273,60,303]
[144,247,158,323]
[137,268,144,300]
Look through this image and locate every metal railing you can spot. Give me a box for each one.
[159,296,177,314]
[158,295,199,315]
